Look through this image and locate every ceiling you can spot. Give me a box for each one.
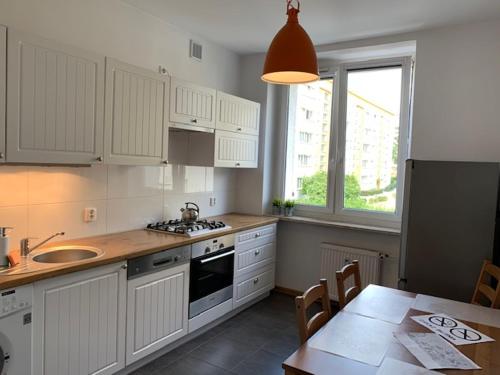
[122,0,500,54]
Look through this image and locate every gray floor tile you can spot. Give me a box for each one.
[232,349,284,375]
[155,355,233,375]
[190,335,260,370]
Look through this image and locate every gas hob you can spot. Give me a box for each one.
[146,219,230,237]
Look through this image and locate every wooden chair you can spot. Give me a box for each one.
[472,260,500,308]
[336,260,362,309]
[295,279,332,344]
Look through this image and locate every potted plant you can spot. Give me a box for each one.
[272,198,283,216]
[284,200,295,217]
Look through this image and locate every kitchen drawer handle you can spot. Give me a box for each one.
[121,264,128,270]
[235,162,241,167]
[191,118,198,123]
[254,249,260,256]
[254,233,260,238]
[253,277,259,284]
[237,127,242,131]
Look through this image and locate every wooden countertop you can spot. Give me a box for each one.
[0,214,278,290]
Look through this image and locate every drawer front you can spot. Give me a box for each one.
[236,242,275,277]
[236,224,276,251]
[233,264,275,309]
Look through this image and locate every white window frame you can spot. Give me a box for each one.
[283,56,413,229]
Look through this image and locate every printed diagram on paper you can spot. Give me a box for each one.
[412,313,495,346]
[394,332,481,370]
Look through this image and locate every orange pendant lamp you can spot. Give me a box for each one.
[261,0,319,85]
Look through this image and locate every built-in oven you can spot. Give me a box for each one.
[189,234,235,319]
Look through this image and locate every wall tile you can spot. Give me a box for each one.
[0,167,28,207]
[28,165,108,204]
[28,200,107,241]
[0,206,29,249]
[107,195,163,233]
[107,165,164,199]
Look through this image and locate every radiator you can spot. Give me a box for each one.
[320,243,383,301]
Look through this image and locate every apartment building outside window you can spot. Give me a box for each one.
[283,57,412,227]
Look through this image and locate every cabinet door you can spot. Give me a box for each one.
[214,130,258,168]
[216,92,260,135]
[6,30,105,164]
[104,58,169,165]
[33,263,127,375]
[0,25,5,163]
[233,264,275,309]
[170,77,216,130]
[126,263,189,365]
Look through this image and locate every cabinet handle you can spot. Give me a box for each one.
[254,249,260,256]
[0,152,4,159]
[235,162,241,167]
[121,264,128,270]
[254,233,260,238]
[96,156,103,162]
[253,277,259,284]
[191,118,198,124]
[162,160,169,164]
[237,127,242,131]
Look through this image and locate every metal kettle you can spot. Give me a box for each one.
[180,202,200,223]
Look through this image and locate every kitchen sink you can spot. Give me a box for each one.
[31,246,103,263]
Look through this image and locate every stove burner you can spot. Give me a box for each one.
[146,219,228,236]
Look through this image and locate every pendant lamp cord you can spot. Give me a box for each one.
[286,0,300,13]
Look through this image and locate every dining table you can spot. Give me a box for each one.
[282,284,500,374]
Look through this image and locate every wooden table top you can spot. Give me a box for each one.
[283,285,500,375]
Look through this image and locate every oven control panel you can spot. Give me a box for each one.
[191,233,235,259]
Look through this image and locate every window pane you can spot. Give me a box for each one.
[343,67,402,213]
[285,79,333,207]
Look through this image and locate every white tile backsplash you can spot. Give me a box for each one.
[0,164,236,251]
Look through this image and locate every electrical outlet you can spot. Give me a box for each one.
[209,197,216,207]
[84,207,97,222]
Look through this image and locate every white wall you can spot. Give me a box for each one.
[238,18,500,292]
[0,0,240,249]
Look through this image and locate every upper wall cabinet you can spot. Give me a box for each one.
[216,92,260,136]
[104,58,169,165]
[6,30,105,164]
[214,130,258,168]
[0,26,6,163]
[169,77,216,131]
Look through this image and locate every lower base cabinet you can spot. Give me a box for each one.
[126,263,190,365]
[32,263,127,375]
[233,264,275,309]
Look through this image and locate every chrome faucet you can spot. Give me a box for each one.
[20,232,65,257]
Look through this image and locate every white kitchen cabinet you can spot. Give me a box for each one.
[104,58,169,165]
[32,262,127,375]
[216,91,260,135]
[6,29,105,164]
[0,25,6,163]
[170,77,216,131]
[126,262,189,365]
[214,130,258,168]
[233,264,275,309]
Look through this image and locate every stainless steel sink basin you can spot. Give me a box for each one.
[31,246,103,264]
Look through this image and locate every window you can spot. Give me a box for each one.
[283,57,412,226]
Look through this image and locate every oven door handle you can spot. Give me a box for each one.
[199,250,235,264]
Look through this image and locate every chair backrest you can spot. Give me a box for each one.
[295,279,332,344]
[472,260,500,308]
[336,260,362,309]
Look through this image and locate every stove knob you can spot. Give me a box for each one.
[219,244,224,249]
[174,255,180,262]
[205,247,211,254]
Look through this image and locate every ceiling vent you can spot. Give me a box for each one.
[190,40,203,62]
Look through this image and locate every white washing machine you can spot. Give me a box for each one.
[0,284,32,375]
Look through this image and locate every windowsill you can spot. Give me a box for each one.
[269,214,401,236]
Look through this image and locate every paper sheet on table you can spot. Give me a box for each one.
[412,294,500,328]
[376,358,443,375]
[344,290,414,324]
[394,332,481,370]
[412,313,495,345]
[308,311,396,366]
